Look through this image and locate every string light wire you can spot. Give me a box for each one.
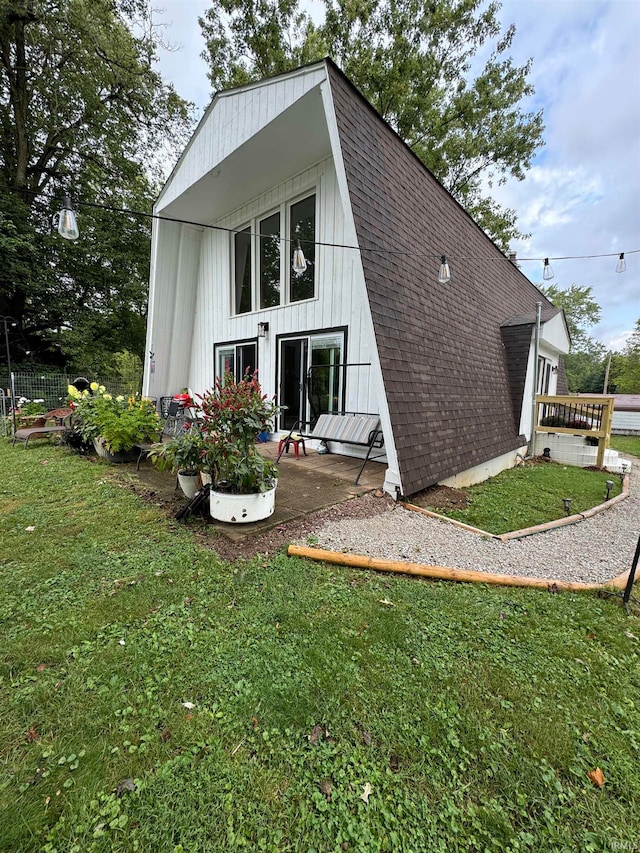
[13,188,637,266]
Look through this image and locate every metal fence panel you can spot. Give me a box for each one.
[0,372,140,412]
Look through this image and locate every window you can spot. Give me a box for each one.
[234,227,252,314]
[215,341,258,383]
[232,193,316,314]
[537,356,551,395]
[259,211,281,309]
[290,195,315,303]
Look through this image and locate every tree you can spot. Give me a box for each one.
[540,283,608,393]
[539,284,602,353]
[611,319,640,393]
[199,0,544,247]
[0,0,192,368]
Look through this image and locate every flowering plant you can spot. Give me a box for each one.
[198,371,279,494]
[69,382,161,453]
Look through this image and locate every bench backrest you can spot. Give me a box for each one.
[311,413,380,445]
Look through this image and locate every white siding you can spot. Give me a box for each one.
[187,158,379,416]
[158,67,327,212]
[612,410,640,434]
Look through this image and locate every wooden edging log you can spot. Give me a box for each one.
[402,472,630,542]
[287,544,631,593]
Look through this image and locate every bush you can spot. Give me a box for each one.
[69,382,161,453]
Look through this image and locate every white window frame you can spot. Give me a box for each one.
[230,190,317,316]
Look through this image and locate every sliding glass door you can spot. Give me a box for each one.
[278,331,345,430]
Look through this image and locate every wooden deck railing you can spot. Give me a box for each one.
[535,395,615,468]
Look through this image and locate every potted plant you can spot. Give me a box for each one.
[199,371,279,522]
[69,383,161,462]
[147,424,207,498]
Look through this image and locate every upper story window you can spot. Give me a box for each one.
[232,192,316,315]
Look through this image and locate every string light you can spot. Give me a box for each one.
[292,240,308,275]
[437,255,451,284]
[50,194,638,271]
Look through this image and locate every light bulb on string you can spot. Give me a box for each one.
[55,196,79,240]
[543,258,554,280]
[292,240,307,275]
[438,255,451,284]
[616,253,626,273]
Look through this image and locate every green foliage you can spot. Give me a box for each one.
[423,462,623,535]
[611,319,640,394]
[0,440,639,850]
[148,425,207,475]
[539,284,601,351]
[540,284,609,392]
[199,371,279,493]
[199,0,544,246]
[609,435,640,458]
[0,0,192,369]
[70,383,160,453]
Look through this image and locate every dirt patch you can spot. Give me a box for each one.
[189,491,395,561]
[405,484,469,512]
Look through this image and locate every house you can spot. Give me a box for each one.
[142,58,570,498]
[612,395,640,435]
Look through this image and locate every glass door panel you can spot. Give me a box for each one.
[279,338,308,430]
[309,335,343,421]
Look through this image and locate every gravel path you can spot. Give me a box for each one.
[296,463,639,585]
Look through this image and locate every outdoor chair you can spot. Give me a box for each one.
[133,399,188,470]
[12,408,74,448]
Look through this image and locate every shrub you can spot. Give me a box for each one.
[198,371,279,494]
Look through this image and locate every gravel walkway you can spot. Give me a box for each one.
[296,463,639,585]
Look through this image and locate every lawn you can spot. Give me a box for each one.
[1,440,639,852]
[417,463,624,535]
[610,435,640,459]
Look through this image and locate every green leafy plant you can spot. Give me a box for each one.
[16,398,46,415]
[69,382,160,454]
[198,371,279,493]
[148,424,206,475]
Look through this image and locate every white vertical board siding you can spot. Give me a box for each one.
[187,157,379,417]
[164,225,202,394]
[158,67,327,212]
[143,219,182,399]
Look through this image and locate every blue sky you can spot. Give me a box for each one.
[154,0,639,351]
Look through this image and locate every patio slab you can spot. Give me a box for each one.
[126,440,385,541]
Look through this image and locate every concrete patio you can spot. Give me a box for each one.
[131,440,386,541]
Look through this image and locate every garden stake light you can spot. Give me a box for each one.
[605,480,614,501]
[563,498,572,516]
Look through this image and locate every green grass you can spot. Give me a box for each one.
[1,440,639,852]
[610,435,640,458]
[422,463,624,535]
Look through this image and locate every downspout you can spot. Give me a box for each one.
[527,302,542,458]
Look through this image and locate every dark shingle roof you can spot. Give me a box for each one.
[501,308,562,327]
[327,62,555,494]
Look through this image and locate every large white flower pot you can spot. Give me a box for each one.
[210,485,277,523]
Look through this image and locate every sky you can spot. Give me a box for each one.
[153,0,640,351]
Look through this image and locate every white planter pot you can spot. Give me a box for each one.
[93,437,108,458]
[178,471,200,499]
[210,485,277,523]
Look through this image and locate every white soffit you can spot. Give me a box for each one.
[157,71,331,224]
